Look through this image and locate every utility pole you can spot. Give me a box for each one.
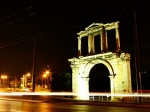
[133,11,143,104]
[32,38,36,92]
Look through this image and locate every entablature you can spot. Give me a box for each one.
[77,21,119,38]
[68,52,117,63]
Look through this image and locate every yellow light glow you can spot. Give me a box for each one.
[1,75,7,79]
[26,73,31,76]
[0,92,149,97]
[45,70,50,75]
[43,74,47,78]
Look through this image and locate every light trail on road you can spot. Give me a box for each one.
[0,92,150,97]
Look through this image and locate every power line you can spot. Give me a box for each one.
[0,32,47,48]
[0,4,40,28]
[0,6,33,23]
[0,12,36,28]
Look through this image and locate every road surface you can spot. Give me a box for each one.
[0,99,150,112]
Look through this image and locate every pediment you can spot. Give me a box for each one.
[85,22,103,30]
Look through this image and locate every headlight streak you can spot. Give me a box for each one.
[0,92,150,97]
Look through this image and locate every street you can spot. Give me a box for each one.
[0,99,150,112]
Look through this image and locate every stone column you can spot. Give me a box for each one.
[109,75,115,101]
[78,36,82,56]
[78,77,89,100]
[115,22,120,50]
[70,64,77,94]
[101,26,107,52]
[124,54,132,93]
[105,31,108,52]
[126,56,132,93]
[88,34,95,54]
[100,31,103,52]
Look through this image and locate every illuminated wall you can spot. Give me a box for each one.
[68,21,132,100]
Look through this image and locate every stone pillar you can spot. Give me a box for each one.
[115,22,120,50]
[101,26,107,52]
[126,56,132,93]
[78,77,89,100]
[100,31,103,52]
[78,36,82,56]
[105,31,108,52]
[124,54,132,93]
[109,75,115,101]
[71,62,90,100]
[88,34,95,54]
[70,65,77,94]
[122,54,133,102]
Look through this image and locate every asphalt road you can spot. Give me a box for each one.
[0,98,150,112]
[0,95,150,109]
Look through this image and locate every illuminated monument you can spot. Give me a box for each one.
[68,21,132,101]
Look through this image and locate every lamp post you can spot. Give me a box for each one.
[22,73,31,89]
[45,70,49,89]
[42,69,52,91]
[1,75,7,88]
[133,11,142,104]
[25,73,31,87]
[32,38,36,92]
[43,74,47,89]
[22,75,25,88]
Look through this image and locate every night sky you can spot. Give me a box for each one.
[0,0,149,79]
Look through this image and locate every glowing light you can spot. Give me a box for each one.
[26,73,31,76]
[0,92,150,97]
[43,74,47,78]
[45,70,50,75]
[1,75,7,79]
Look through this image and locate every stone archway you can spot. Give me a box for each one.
[89,63,110,92]
[83,58,115,100]
[68,21,132,101]
[69,53,132,100]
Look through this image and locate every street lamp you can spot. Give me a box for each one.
[45,70,50,75]
[45,70,52,91]
[26,73,31,77]
[43,73,47,89]
[1,75,7,88]
[22,73,31,89]
[41,69,52,91]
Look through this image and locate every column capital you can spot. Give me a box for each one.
[115,21,120,28]
[81,77,89,81]
[109,75,114,79]
[77,36,82,39]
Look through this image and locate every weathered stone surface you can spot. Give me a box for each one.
[68,21,132,101]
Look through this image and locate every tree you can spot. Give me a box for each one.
[52,72,72,91]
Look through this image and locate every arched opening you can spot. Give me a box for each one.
[89,63,110,92]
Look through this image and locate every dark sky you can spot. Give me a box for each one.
[0,0,149,77]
